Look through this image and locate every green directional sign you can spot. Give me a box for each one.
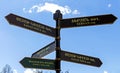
[20,57,55,70]
[61,50,102,67]
[32,41,56,58]
[5,13,56,37]
[60,14,117,28]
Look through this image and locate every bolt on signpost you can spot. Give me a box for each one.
[5,9,117,73]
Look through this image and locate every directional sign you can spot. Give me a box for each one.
[60,14,117,28]
[5,13,56,37]
[60,50,102,67]
[20,57,55,70]
[32,41,56,58]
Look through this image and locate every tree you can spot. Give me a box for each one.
[1,64,13,73]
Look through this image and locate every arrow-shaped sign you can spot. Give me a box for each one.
[32,41,56,58]
[61,50,102,67]
[5,13,56,37]
[60,14,117,28]
[20,57,55,70]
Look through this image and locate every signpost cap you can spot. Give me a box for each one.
[56,10,61,13]
[53,10,62,20]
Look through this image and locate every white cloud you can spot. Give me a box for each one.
[108,4,112,8]
[13,69,18,73]
[23,2,80,15]
[24,69,43,73]
[24,69,36,73]
[104,70,108,73]
[72,10,80,14]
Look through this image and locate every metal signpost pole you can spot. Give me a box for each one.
[53,10,62,73]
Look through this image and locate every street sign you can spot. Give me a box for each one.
[61,50,102,67]
[60,14,117,28]
[20,57,55,70]
[32,41,56,58]
[5,13,56,37]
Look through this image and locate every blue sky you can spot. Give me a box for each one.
[0,0,120,73]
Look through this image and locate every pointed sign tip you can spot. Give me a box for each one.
[19,57,25,64]
[113,15,117,21]
[19,58,24,67]
[112,15,117,24]
[5,13,13,18]
[111,14,117,18]
[5,14,9,21]
[96,58,103,67]
[109,14,117,23]
[5,13,14,24]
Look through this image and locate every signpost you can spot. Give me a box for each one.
[32,41,56,58]
[20,57,55,70]
[60,14,117,28]
[5,13,56,37]
[5,10,117,73]
[61,50,102,67]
